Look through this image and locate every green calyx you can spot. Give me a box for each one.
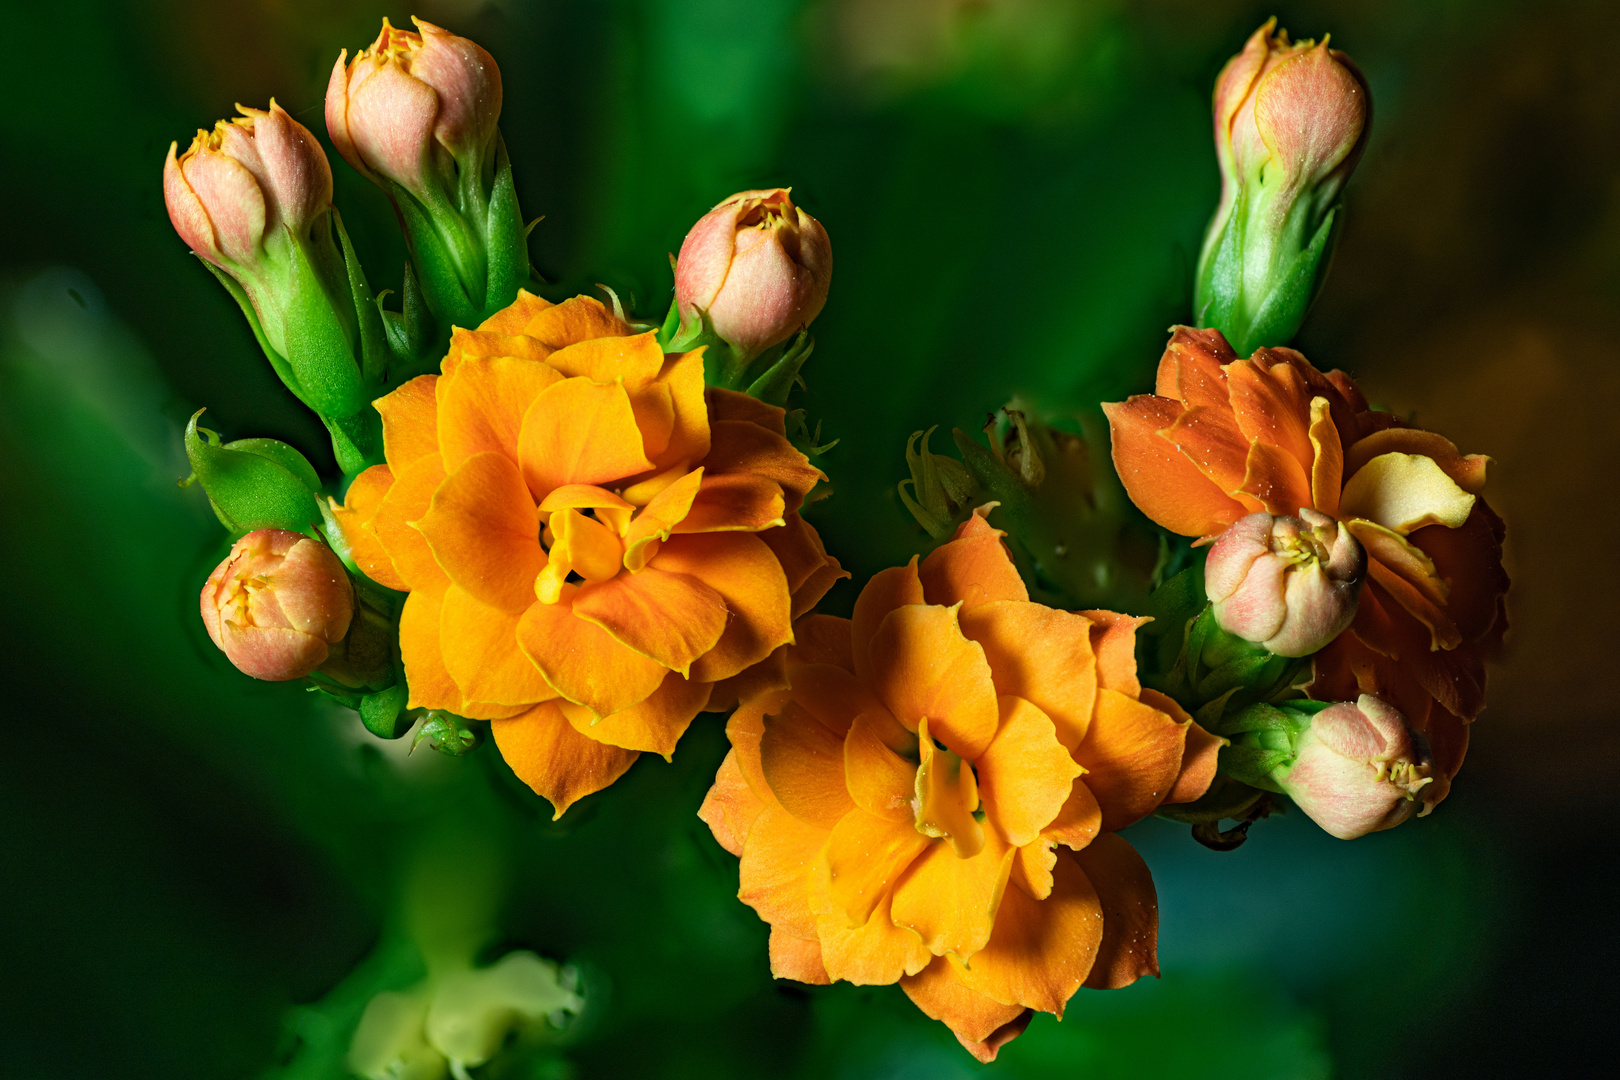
[181,410,322,537]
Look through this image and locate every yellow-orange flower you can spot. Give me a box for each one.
[333,292,842,815]
[699,510,1219,1061]
[1102,328,1508,802]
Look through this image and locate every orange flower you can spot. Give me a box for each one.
[1102,328,1507,802]
[698,510,1219,1061]
[332,291,843,815]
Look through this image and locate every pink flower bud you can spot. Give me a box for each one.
[200,529,354,681]
[1279,695,1435,839]
[675,188,833,359]
[326,18,502,201]
[164,102,334,273]
[1206,508,1364,657]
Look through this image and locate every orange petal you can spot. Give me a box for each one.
[520,294,631,349]
[674,472,786,534]
[559,671,709,757]
[977,696,1082,847]
[489,702,639,820]
[1073,689,1189,832]
[757,511,840,594]
[1102,396,1249,538]
[953,847,1103,1016]
[475,288,552,334]
[445,325,552,365]
[440,589,556,706]
[517,377,654,501]
[1227,357,1315,475]
[1156,326,1235,408]
[761,699,856,828]
[1074,834,1159,988]
[815,809,931,928]
[416,451,544,612]
[959,600,1098,752]
[516,593,669,717]
[889,828,1014,960]
[739,801,828,938]
[399,583,461,711]
[1078,610,1148,696]
[900,959,1025,1046]
[1041,779,1102,852]
[538,484,634,513]
[332,465,407,590]
[543,329,664,386]
[1142,689,1224,806]
[788,662,885,736]
[727,687,786,804]
[627,381,675,462]
[1307,396,1344,518]
[1237,436,1315,517]
[571,566,728,676]
[371,453,448,590]
[622,468,704,570]
[844,709,919,823]
[374,374,439,466]
[652,351,711,471]
[1012,839,1057,900]
[436,355,564,474]
[918,512,1029,609]
[816,887,931,985]
[1366,555,1462,651]
[851,560,925,685]
[790,614,855,670]
[702,420,824,510]
[954,1011,1034,1064]
[868,604,1000,759]
[769,930,830,985]
[1159,404,1257,505]
[699,748,768,857]
[649,532,794,684]
[706,387,788,435]
[1346,518,1450,609]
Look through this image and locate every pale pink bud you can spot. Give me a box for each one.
[200,529,354,681]
[1206,508,1364,657]
[675,188,833,359]
[326,18,502,200]
[164,102,334,272]
[1279,695,1435,839]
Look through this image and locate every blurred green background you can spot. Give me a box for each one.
[2,0,1614,1076]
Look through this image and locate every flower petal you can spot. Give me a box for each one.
[490,702,639,820]
[331,464,407,590]
[959,600,1098,752]
[474,288,552,334]
[518,377,654,501]
[953,848,1103,1016]
[652,351,711,470]
[1227,357,1315,475]
[543,330,664,386]
[1041,779,1102,852]
[1143,689,1224,806]
[415,451,543,612]
[1155,326,1235,408]
[788,662,884,736]
[739,802,828,938]
[868,603,1000,759]
[900,959,1026,1047]
[699,748,768,857]
[1073,688,1189,832]
[445,325,551,367]
[516,592,669,717]
[701,420,824,511]
[761,699,857,828]
[375,374,439,466]
[571,567,728,676]
[977,696,1082,847]
[1074,834,1159,988]
[1339,452,1477,534]
[706,386,788,435]
[1307,396,1343,518]
[889,828,1014,960]
[519,295,631,349]
[790,614,855,670]
[1344,428,1489,496]
[851,559,925,685]
[399,583,460,711]
[1102,395,1249,538]
[623,469,704,569]
[440,588,556,706]
[371,453,448,590]
[648,532,793,683]
[437,355,563,474]
[843,709,918,823]
[1011,840,1057,900]
[559,671,709,757]
[769,930,830,985]
[918,511,1029,609]
[1237,436,1315,517]
[816,888,931,985]
[1079,610,1149,696]
[1159,404,1259,507]
[815,809,931,928]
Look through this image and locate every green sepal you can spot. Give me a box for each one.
[360,682,412,740]
[1240,205,1340,356]
[412,712,484,757]
[655,290,681,343]
[308,679,365,710]
[951,428,1038,519]
[196,258,310,409]
[1220,744,1292,792]
[282,227,366,418]
[482,139,529,321]
[222,437,322,493]
[322,408,383,478]
[1155,775,1265,826]
[334,209,390,386]
[390,182,481,330]
[743,332,815,406]
[182,410,322,537]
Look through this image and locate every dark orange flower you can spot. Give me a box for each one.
[1102,328,1507,801]
[332,291,843,815]
[699,510,1219,1061]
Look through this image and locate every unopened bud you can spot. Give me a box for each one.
[200,529,355,681]
[1206,509,1364,657]
[674,188,832,362]
[1276,695,1434,839]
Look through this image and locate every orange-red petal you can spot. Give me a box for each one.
[699,748,768,857]
[768,930,830,985]
[1074,834,1159,988]
[900,960,1026,1047]
[1103,396,1249,538]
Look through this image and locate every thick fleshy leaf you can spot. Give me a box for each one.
[699,748,768,857]
[1237,437,1315,517]
[440,588,556,706]
[516,594,668,717]
[889,829,1014,960]
[850,560,925,684]
[1102,396,1249,538]
[762,700,856,828]
[520,295,631,349]
[331,465,407,590]
[900,960,1025,1046]
[917,511,1029,610]
[816,889,931,985]
[571,567,728,676]
[437,355,563,473]
[960,601,1098,751]
[1339,452,1477,534]
[1042,779,1102,852]
[868,604,1000,759]
[517,378,654,500]
[1074,834,1159,989]
[543,330,664,386]
[371,453,448,591]
[844,710,919,823]
[953,849,1103,1016]
[977,696,1081,847]
[1073,689,1189,832]
[558,672,709,757]
[490,702,639,820]
[739,802,828,938]
[769,930,830,985]
[415,452,543,612]
[1307,396,1343,518]
[1079,610,1149,696]
[375,374,439,466]
[1227,357,1315,475]
[815,809,930,928]
[650,532,794,684]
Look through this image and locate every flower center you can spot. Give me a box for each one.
[911,717,984,859]
[534,508,625,604]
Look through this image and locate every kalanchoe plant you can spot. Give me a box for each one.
[1195,20,1370,353]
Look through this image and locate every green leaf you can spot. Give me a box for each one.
[360,682,412,740]
[222,437,322,494]
[743,332,814,406]
[183,410,322,537]
[482,139,529,320]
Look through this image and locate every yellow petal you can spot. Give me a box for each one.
[815,809,930,929]
[517,377,654,502]
[976,696,1082,848]
[415,451,544,612]
[761,700,856,828]
[889,828,1014,960]
[490,702,639,820]
[439,588,556,706]
[436,355,562,474]
[543,330,665,386]
[1339,451,1476,534]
